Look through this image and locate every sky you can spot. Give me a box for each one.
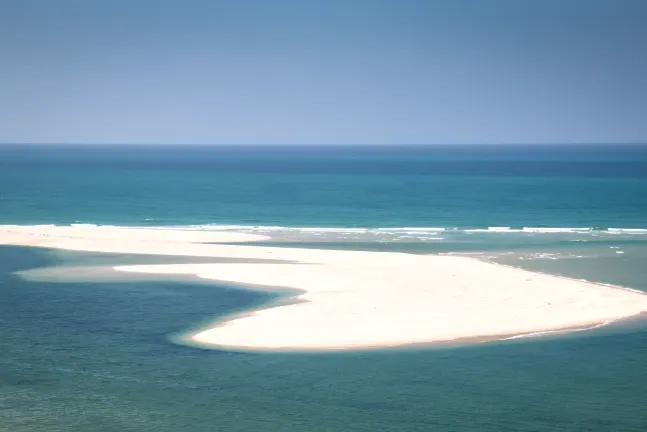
[1,0,646,145]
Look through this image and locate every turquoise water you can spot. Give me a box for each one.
[2,246,647,431]
[2,144,647,430]
[2,144,647,228]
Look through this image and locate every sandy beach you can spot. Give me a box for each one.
[3,224,647,351]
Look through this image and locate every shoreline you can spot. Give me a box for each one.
[179,319,620,354]
[469,255,647,299]
[175,311,647,354]
[3,224,647,352]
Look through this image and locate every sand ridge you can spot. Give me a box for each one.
[3,224,647,351]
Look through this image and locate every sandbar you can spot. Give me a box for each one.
[3,224,647,351]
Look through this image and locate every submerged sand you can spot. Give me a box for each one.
[3,224,647,351]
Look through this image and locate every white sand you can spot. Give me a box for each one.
[3,224,647,351]
[0,224,269,245]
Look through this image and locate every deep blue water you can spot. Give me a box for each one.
[2,144,647,430]
[2,144,647,228]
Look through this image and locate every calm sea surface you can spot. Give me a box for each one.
[1,144,647,431]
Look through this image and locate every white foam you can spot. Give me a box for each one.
[522,227,592,233]
[465,227,524,233]
[502,320,611,341]
[39,224,647,239]
[296,228,368,233]
[376,227,446,233]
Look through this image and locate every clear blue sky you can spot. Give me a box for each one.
[1,0,646,145]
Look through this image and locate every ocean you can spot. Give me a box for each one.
[1,144,647,431]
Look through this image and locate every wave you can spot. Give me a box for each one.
[467,227,647,234]
[501,321,611,341]
[5,223,647,238]
[115,224,647,244]
[144,225,647,235]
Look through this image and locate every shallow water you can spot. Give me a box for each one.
[2,246,647,431]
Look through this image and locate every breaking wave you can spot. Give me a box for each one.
[141,225,647,235]
[5,223,646,244]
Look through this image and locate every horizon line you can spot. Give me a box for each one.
[2,142,647,146]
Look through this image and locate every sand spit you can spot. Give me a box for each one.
[0,224,269,246]
[3,224,647,351]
